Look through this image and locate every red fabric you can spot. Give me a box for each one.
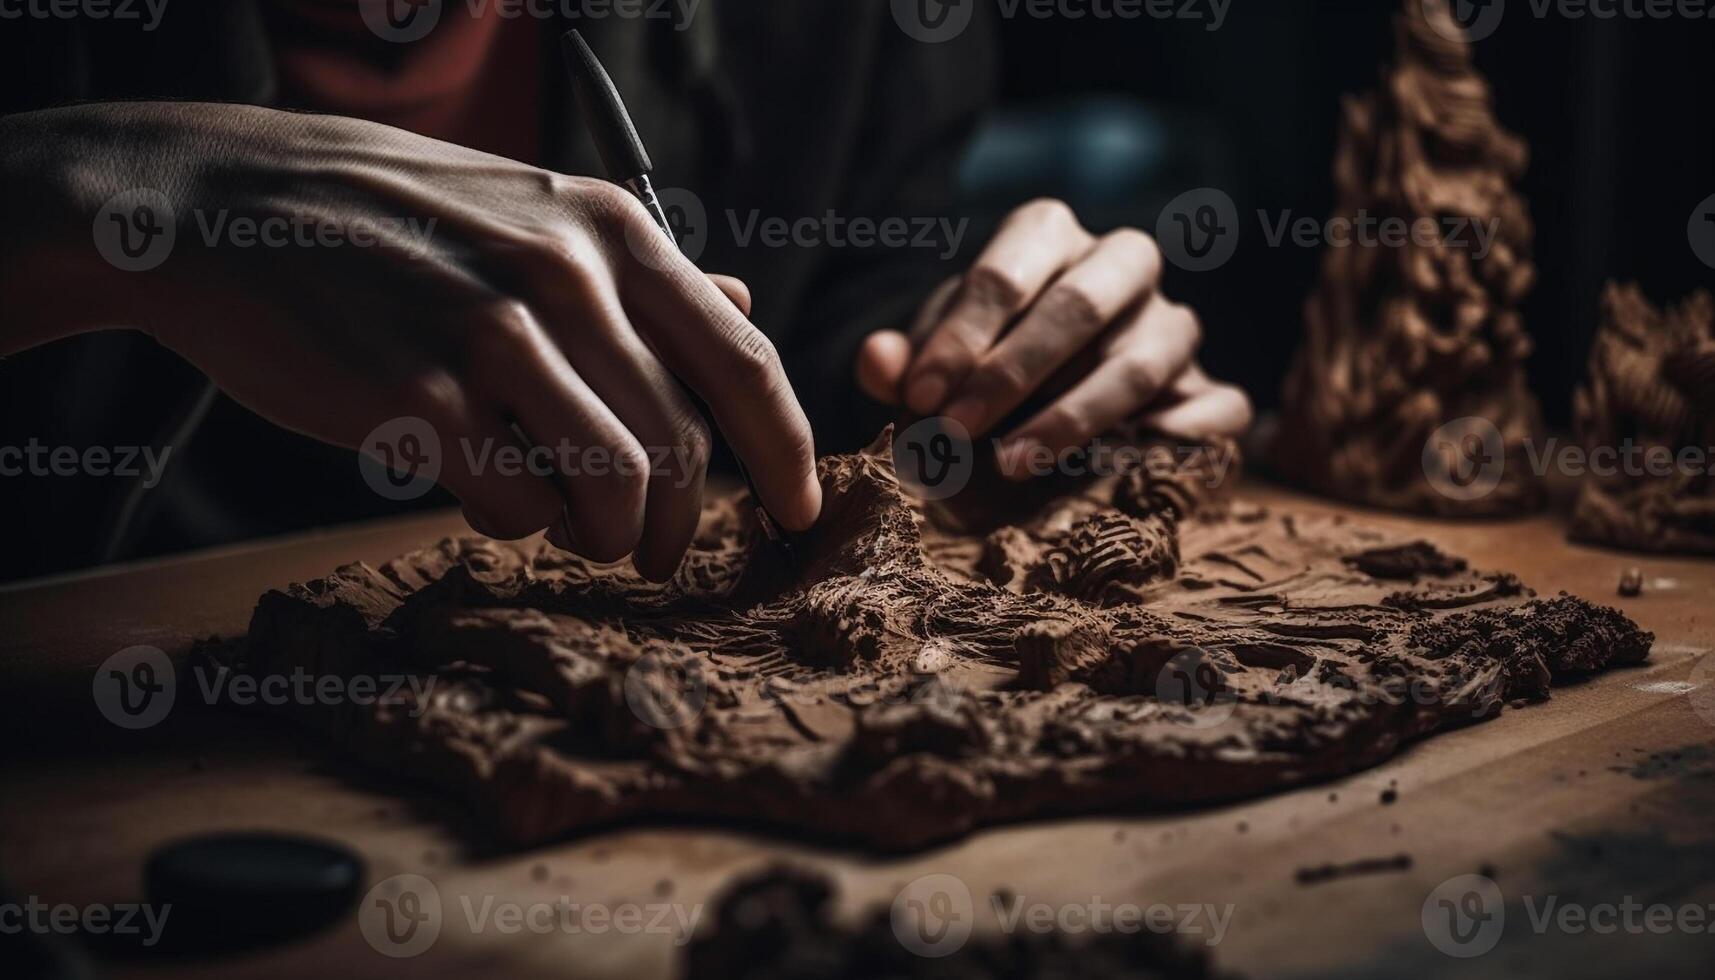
[261,0,545,165]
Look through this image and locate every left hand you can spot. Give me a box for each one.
[856,199,1251,478]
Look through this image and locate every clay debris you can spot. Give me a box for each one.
[217,429,1650,850]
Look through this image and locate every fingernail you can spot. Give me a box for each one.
[944,396,987,436]
[905,374,948,415]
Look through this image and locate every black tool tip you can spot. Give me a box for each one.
[559,29,653,180]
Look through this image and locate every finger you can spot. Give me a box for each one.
[994,296,1202,478]
[709,274,752,317]
[465,300,649,563]
[531,268,712,582]
[942,229,1161,437]
[902,200,1091,415]
[616,234,821,531]
[1139,368,1254,441]
[857,330,912,404]
[862,277,961,402]
[403,385,566,541]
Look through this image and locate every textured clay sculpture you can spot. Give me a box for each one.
[209,428,1650,851]
[1571,282,1715,553]
[1275,0,1543,516]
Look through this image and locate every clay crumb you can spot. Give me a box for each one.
[1619,567,1643,597]
[1294,854,1413,886]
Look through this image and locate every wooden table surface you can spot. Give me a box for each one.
[3,485,1713,978]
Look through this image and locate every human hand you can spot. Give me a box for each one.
[856,199,1251,477]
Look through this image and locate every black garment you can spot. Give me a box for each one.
[0,1,997,580]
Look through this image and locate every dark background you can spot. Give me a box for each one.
[2,0,1712,582]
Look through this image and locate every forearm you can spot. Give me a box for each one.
[0,103,209,354]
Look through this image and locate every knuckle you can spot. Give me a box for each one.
[1167,301,1203,347]
[977,357,1034,401]
[671,410,713,472]
[472,299,541,365]
[1042,282,1105,331]
[1042,403,1090,441]
[396,369,465,425]
[1022,197,1077,228]
[1109,227,1162,270]
[725,325,784,386]
[1219,383,1256,430]
[963,262,1031,315]
[1120,352,1168,401]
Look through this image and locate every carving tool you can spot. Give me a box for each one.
[560,29,797,568]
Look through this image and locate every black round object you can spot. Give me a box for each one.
[144,833,364,952]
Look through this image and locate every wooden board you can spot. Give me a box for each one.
[3,486,1713,978]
